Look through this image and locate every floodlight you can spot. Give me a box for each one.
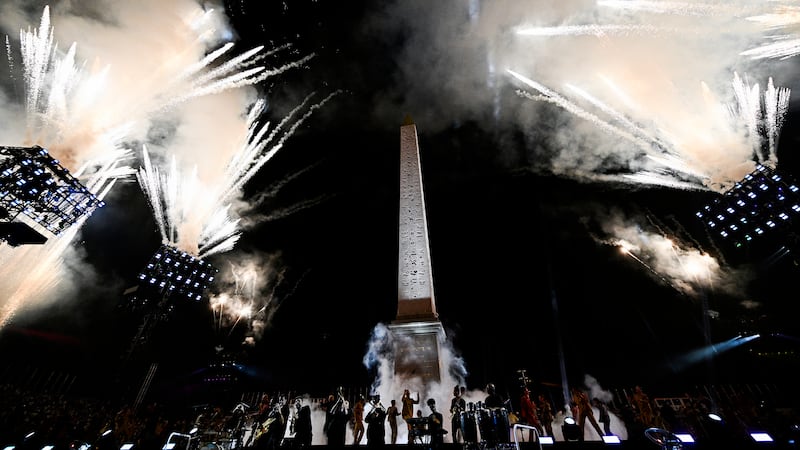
[136,244,217,302]
[41,446,54,450]
[101,430,112,437]
[750,432,774,442]
[539,436,554,445]
[645,427,683,449]
[602,435,621,444]
[5,446,16,450]
[696,164,800,250]
[675,433,695,443]
[189,427,198,435]
[562,422,581,441]
[24,433,35,440]
[0,146,104,236]
[162,444,175,450]
[120,444,134,450]
[564,417,576,425]
[707,413,723,422]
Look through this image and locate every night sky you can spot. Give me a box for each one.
[1,0,800,406]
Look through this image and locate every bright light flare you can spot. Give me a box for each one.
[616,239,636,255]
[681,252,715,279]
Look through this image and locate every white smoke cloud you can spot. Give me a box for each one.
[208,249,286,344]
[365,1,797,188]
[589,206,754,298]
[359,322,474,444]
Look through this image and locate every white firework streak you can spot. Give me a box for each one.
[137,91,342,259]
[764,77,791,161]
[136,147,233,257]
[508,69,705,181]
[730,72,791,165]
[742,5,800,60]
[209,262,260,335]
[162,43,315,109]
[595,0,800,60]
[136,146,169,242]
[201,90,343,256]
[1,3,318,327]
[597,0,742,17]
[508,70,656,151]
[731,72,764,162]
[12,6,135,190]
[223,90,343,199]
[565,81,708,180]
[620,172,711,190]
[509,69,790,191]
[10,6,314,169]
[514,24,672,37]
[210,292,254,337]
[565,82,672,153]
[0,7,132,327]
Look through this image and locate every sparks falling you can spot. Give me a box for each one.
[209,262,259,338]
[136,90,340,259]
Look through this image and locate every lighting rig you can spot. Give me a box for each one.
[137,244,217,302]
[696,164,800,257]
[0,145,103,246]
[121,245,218,362]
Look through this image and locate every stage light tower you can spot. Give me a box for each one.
[0,145,104,246]
[123,245,218,356]
[137,244,218,302]
[696,164,800,258]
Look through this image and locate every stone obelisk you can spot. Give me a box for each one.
[388,116,446,383]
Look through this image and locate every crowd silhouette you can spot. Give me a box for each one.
[2,376,799,450]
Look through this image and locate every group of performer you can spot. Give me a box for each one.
[189,381,614,450]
